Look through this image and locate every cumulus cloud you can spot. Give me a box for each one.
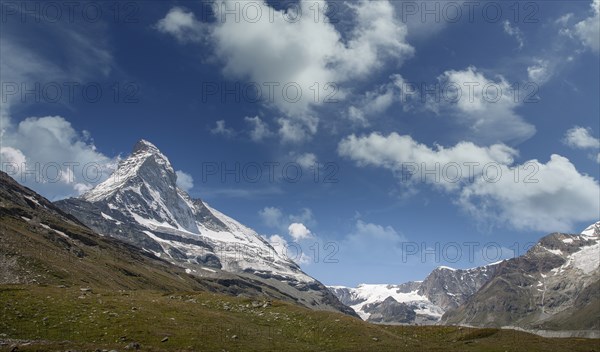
[156,7,207,43]
[259,206,315,232]
[351,220,406,243]
[338,132,517,191]
[288,208,315,225]
[288,222,313,241]
[175,170,194,191]
[0,147,27,169]
[434,66,536,144]
[459,155,600,233]
[558,0,599,53]
[244,116,273,142]
[0,116,117,200]
[527,59,553,84]
[563,126,600,149]
[574,0,600,53]
[338,132,600,232]
[158,0,414,142]
[277,117,318,144]
[210,120,235,137]
[294,153,317,169]
[259,206,284,228]
[346,75,404,127]
[503,21,524,49]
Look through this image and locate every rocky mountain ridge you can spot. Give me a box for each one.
[329,222,600,335]
[55,140,355,316]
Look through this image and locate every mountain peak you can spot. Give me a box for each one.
[81,139,174,202]
[581,221,600,238]
[132,139,160,154]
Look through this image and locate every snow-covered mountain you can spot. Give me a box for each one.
[328,282,442,324]
[332,221,600,334]
[442,221,600,336]
[329,262,500,324]
[56,140,354,315]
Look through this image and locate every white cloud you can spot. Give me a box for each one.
[295,153,317,169]
[259,206,315,232]
[434,66,536,144]
[0,147,27,170]
[244,116,273,142]
[346,75,404,127]
[259,206,284,228]
[288,222,313,241]
[574,0,600,53]
[338,132,517,191]
[527,59,552,84]
[347,106,369,127]
[555,13,574,26]
[159,0,413,142]
[503,21,524,49]
[339,132,600,232]
[459,155,600,233]
[156,7,206,43]
[277,117,317,144]
[351,220,406,243]
[0,116,117,200]
[563,126,600,149]
[175,170,194,191]
[210,120,235,137]
[289,208,315,226]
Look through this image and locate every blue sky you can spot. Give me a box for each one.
[1,0,599,286]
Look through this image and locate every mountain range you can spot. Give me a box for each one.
[329,262,500,325]
[329,222,600,337]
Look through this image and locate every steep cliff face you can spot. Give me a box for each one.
[418,263,499,310]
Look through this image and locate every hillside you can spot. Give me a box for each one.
[1,171,598,350]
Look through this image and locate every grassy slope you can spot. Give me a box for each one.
[1,285,599,352]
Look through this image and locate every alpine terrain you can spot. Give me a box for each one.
[329,262,500,325]
[1,170,598,351]
[55,140,354,315]
[330,222,600,338]
[442,222,600,337]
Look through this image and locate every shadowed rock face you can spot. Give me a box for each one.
[54,140,357,317]
[363,297,417,324]
[418,264,499,310]
[442,225,600,333]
